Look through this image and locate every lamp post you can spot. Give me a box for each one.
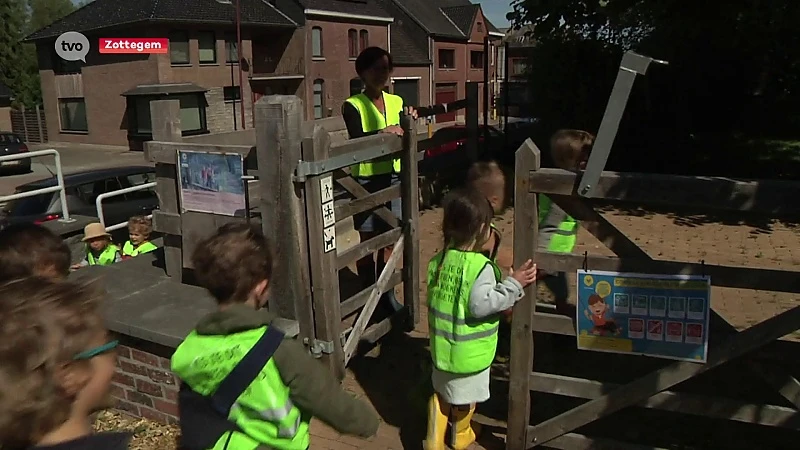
[235,0,245,129]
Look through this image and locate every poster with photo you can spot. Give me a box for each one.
[576,269,711,363]
[178,150,246,217]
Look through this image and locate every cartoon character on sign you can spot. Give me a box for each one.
[584,294,620,336]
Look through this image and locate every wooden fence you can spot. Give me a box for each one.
[11,105,47,143]
[505,139,800,449]
[142,89,482,376]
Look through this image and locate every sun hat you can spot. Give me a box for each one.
[82,223,111,242]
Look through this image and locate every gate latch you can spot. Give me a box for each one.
[303,338,334,358]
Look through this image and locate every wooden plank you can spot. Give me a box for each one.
[314,116,347,133]
[336,228,402,270]
[529,169,800,216]
[531,312,575,336]
[151,211,181,236]
[180,212,241,268]
[527,305,800,446]
[255,96,314,338]
[149,99,183,281]
[334,184,401,221]
[400,113,421,327]
[536,251,800,294]
[335,174,399,228]
[303,125,345,379]
[551,195,650,259]
[146,141,253,164]
[328,132,402,157]
[360,314,395,344]
[343,235,405,363]
[340,272,402,317]
[530,372,800,429]
[537,431,670,450]
[507,138,541,450]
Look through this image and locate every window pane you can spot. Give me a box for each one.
[348,29,358,57]
[178,94,203,131]
[198,32,216,63]
[470,51,484,69]
[225,36,238,63]
[312,27,322,57]
[169,31,189,64]
[59,99,88,132]
[438,49,454,68]
[313,80,323,119]
[349,78,363,96]
[359,30,368,52]
[224,86,241,102]
[134,98,152,134]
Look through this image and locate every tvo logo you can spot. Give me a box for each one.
[55,31,90,62]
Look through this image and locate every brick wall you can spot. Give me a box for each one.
[112,340,179,424]
[205,87,254,133]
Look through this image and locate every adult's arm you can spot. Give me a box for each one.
[342,103,380,139]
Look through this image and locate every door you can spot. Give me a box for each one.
[435,83,457,122]
[393,79,420,109]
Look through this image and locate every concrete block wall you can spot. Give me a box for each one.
[111,342,179,424]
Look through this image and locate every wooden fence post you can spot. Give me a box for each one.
[21,105,29,142]
[465,82,479,162]
[255,96,315,341]
[303,124,346,379]
[400,113,420,328]
[149,100,183,281]
[507,139,541,450]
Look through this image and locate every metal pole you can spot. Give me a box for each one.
[483,36,490,154]
[53,151,71,222]
[236,0,245,129]
[503,41,510,148]
[230,54,237,130]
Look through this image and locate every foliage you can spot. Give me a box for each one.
[507,0,800,154]
[0,0,77,108]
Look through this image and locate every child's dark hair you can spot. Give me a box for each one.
[355,47,393,77]
[466,160,504,188]
[441,188,494,251]
[192,222,273,304]
[550,129,595,170]
[0,277,105,448]
[0,223,71,282]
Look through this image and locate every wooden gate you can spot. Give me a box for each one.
[295,113,422,379]
[505,140,800,449]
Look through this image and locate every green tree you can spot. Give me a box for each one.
[27,0,76,34]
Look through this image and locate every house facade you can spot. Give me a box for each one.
[0,82,12,132]
[26,0,497,149]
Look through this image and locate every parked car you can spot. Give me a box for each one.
[0,166,158,232]
[0,132,31,173]
[419,125,504,174]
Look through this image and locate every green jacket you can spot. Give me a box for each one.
[174,305,379,447]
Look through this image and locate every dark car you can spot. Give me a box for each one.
[0,166,158,233]
[0,132,31,173]
[419,125,504,174]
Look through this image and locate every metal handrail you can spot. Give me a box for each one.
[0,149,73,222]
[95,182,157,232]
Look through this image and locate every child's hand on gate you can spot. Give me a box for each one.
[510,259,537,287]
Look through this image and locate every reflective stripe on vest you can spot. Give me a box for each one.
[426,250,501,374]
[538,194,578,253]
[87,244,119,265]
[171,327,310,450]
[122,240,157,257]
[346,92,403,177]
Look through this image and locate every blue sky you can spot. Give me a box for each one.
[71,0,513,28]
[476,0,512,28]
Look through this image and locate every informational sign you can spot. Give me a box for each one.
[178,150,245,216]
[320,176,336,252]
[576,269,711,363]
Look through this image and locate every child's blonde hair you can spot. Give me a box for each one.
[466,161,506,212]
[0,278,105,448]
[128,215,153,236]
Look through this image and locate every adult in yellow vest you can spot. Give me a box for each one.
[342,47,417,316]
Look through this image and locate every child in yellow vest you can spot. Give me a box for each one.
[71,223,121,269]
[425,188,537,450]
[122,216,157,259]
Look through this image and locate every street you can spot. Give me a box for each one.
[0,143,150,196]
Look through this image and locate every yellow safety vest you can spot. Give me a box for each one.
[346,92,403,177]
[86,244,119,266]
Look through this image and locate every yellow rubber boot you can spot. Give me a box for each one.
[423,394,451,450]
[449,404,480,450]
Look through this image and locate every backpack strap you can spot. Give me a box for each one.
[209,325,285,416]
